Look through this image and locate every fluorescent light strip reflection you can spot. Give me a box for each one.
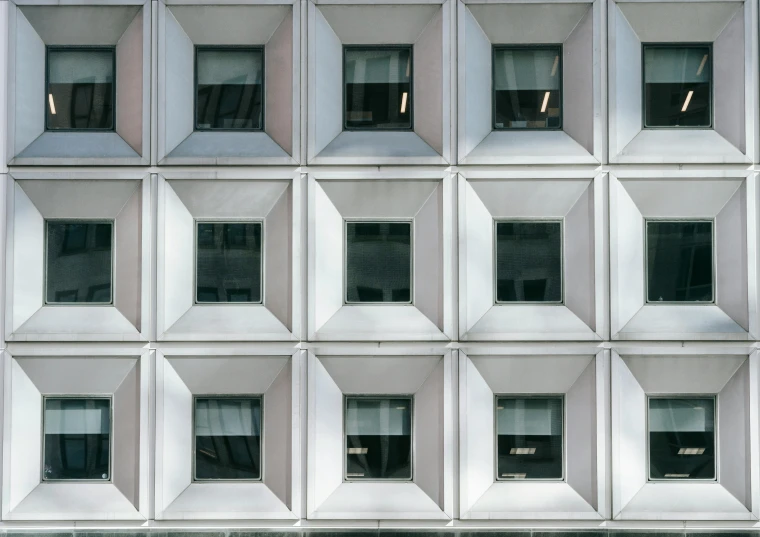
[664,473,690,478]
[681,90,694,112]
[400,92,408,114]
[347,447,368,454]
[677,447,705,455]
[696,54,708,76]
[510,447,536,455]
[550,55,559,77]
[501,473,527,479]
[48,94,57,115]
[540,91,550,113]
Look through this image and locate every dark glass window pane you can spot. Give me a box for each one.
[345,221,412,303]
[196,222,262,304]
[495,221,562,303]
[496,397,563,480]
[493,47,561,130]
[46,221,113,304]
[195,397,262,480]
[647,221,713,302]
[47,48,114,130]
[644,45,711,128]
[196,48,264,130]
[649,398,715,480]
[43,398,110,481]
[345,47,412,130]
[345,397,412,480]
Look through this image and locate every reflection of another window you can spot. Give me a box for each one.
[648,397,716,480]
[646,221,713,303]
[496,397,563,480]
[43,397,111,481]
[345,397,413,481]
[194,397,262,480]
[344,47,412,130]
[493,46,562,130]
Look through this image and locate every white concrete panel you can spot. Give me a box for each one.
[622,354,745,394]
[619,482,751,520]
[716,182,749,330]
[414,359,444,507]
[413,6,443,156]
[566,360,596,509]
[718,361,750,508]
[162,183,193,333]
[462,131,597,165]
[169,5,288,45]
[116,9,144,155]
[312,8,342,158]
[265,184,292,328]
[615,129,748,164]
[16,357,136,394]
[13,10,44,156]
[414,184,442,329]
[611,6,642,157]
[264,361,292,506]
[618,2,742,43]
[112,362,140,507]
[469,482,600,519]
[319,356,440,394]
[468,3,590,44]
[164,8,194,156]
[265,9,294,155]
[319,5,438,44]
[713,9,745,153]
[168,356,288,395]
[162,483,295,520]
[18,179,139,219]
[620,304,748,339]
[19,5,140,45]
[312,482,447,519]
[310,358,343,510]
[564,182,595,330]
[15,306,140,339]
[463,180,494,332]
[563,7,594,154]
[315,131,443,163]
[15,132,141,162]
[166,132,293,163]
[164,306,291,341]
[462,8,491,158]
[11,184,43,332]
[622,179,742,218]
[169,180,289,218]
[313,182,343,333]
[319,179,439,218]
[467,306,597,340]
[159,360,193,511]
[315,305,445,341]
[8,483,143,520]
[471,355,593,394]
[113,186,141,329]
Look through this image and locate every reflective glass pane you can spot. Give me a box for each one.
[194,397,262,480]
[493,47,561,129]
[196,222,262,303]
[43,398,110,481]
[496,397,563,480]
[345,221,412,303]
[47,48,114,130]
[646,221,713,303]
[649,398,716,480]
[495,221,562,303]
[344,47,412,130]
[345,397,412,480]
[196,48,264,130]
[644,45,711,128]
[46,221,113,304]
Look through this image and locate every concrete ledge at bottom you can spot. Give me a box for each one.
[311,131,446,164]
[162,131,295,165]
[13,132,142,163]
[460,130,597,165]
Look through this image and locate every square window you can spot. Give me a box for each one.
[344,396,413,481]
[648,397,716,480]
[195,47,264,130]
[46,220,113,305]
[195,222,263,304]
[646,220,713,303]
[344,46,412,130]
[46,48,115,131]
[643,45,712,128]
[495,397,563,480]
[495,221,562,303]
[345,221,412,304]
[194,397,262,481]
[493,46,562,130]
[43,397,111,481]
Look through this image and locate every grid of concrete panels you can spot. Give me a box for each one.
[1,0,760,531]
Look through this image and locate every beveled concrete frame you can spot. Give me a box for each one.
[459,347,609,519]
[157,0,300,165]
[156,170,302,341]
[308,171,454,341]
[7,0,150,166]
[307,348,453,519]
[459,171,608,341]
[155,348,303,520]
[457,0,602,165]
[306,0,452,165]
[608,0,755,164]
[611,347,759,520]
[4,173,150,341]
[610,171,754,340]
[1,349,151,521]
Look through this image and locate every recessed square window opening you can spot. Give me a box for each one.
[646,220,714,303]
[46,47,115,131]
[344,396,413,481]
[495,396,564,481]
[42,396,112,481]
[648,396,716,481]
[45,220,114,305]
[492,45,562,130]
[195,47,264,131]
[643,44,712,129]
[194,396,262,481]
[345,220,413,304]
[344,46,413,131]
[195,221,263,304]
[494,220,563,304]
